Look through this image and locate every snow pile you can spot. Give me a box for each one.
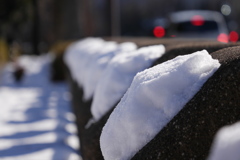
[64,37,137,101]
[207,122,240,160]
[91,45,165,122]
[82,41,137,100]
[100,50,220,160]
[64,38,105,86]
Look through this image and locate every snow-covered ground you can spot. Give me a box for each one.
[100,50,220,160]
[0,55,81,160]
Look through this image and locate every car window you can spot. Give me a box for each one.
[175,21,219,33]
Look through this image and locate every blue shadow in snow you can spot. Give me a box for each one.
[0,142,78,158]
[0,60,81,159]
[0,131,50,139]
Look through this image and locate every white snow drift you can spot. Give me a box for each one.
[208,121,240,160]
[91,45,165,122]
[64,37,137,101]
[64,38,105,87]
[83,41,137,101]
[100,50,220,160]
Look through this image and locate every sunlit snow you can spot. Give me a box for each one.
[91,44,165,121]
[100,50,220,160]
[64,37,137,101]
[0,54,81,160]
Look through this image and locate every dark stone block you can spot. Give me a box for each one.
[81,108,115,160]
[131,46,240,160]
[78,41,239,160]
[50,53,66,82]
[64,65,92,159]
[65,39,240,160]
[152,41,240,66]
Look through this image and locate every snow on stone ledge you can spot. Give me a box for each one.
[207,122,240,160]
[64,37,105,87]
[91,45,165,122]
[82,41,137,101]
[64,37,137,101]
[100,50,220,160]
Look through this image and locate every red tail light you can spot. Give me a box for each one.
[153,26,165,38]
[229,31,239,42]
[217,33,229,43]
[191,15,205,26]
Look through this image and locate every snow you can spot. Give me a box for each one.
[100,50,220,160]
[64,38,105,87]
[64,37,137,101]
[82,41,137,101]
[91,45,165,122]
[0,54,81,160]
[207,122,240,160]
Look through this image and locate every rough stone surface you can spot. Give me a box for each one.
[152,41,240,66]
[64,39,240,160]
[131,46,240,160]
[64,66,92,159]
[81,108,115,160]
[78,42,238,160]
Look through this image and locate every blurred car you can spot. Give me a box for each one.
[152,10,239,42]
[167,10,228,38]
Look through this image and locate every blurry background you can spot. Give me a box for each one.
[0,0,240,55]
